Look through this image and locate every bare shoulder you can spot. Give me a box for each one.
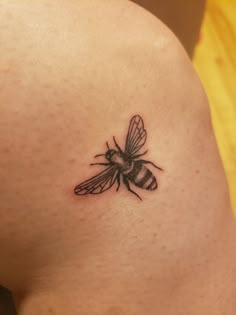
[0,0,230,236]
[0,1,234,305]
[0,0,211,138]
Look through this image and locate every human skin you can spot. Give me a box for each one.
[0,1,236,314]
[132,0,206,57]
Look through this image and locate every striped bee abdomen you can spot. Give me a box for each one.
[126,161,157,191]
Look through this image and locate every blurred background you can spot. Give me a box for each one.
[193,0,236,215]
[0,0,235,314]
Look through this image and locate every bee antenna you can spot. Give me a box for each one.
[106,141,110,150]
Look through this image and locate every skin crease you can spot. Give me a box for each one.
[0,0,236,314]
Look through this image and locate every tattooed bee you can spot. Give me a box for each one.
[74,115,163,200]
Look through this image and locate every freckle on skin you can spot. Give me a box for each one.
[68,158,76,164]
[152,232,157,241]
[104,306,125,315]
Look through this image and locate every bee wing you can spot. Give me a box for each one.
[125,115,147,156]
[74,165,119,195]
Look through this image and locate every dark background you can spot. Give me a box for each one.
[0,287,16,315]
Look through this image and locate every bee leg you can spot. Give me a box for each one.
[132,150,148,159]
[123,177,142,200]
[116,173,121,191]
[138,160,163,171]
[94,154,105,158]
[90,163,111,166]
[113,136,123,154]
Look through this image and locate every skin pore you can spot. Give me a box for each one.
[0,1,236,314]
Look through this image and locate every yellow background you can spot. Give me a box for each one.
[193,0,236,214]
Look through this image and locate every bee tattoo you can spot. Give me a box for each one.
[74,115,163,200]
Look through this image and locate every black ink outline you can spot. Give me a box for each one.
[74,115,163,200]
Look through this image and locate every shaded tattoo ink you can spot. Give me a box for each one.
[74,115,163,200]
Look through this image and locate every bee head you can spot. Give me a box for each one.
[105,149,116,161]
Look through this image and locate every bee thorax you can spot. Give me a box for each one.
[110,152,125,166]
